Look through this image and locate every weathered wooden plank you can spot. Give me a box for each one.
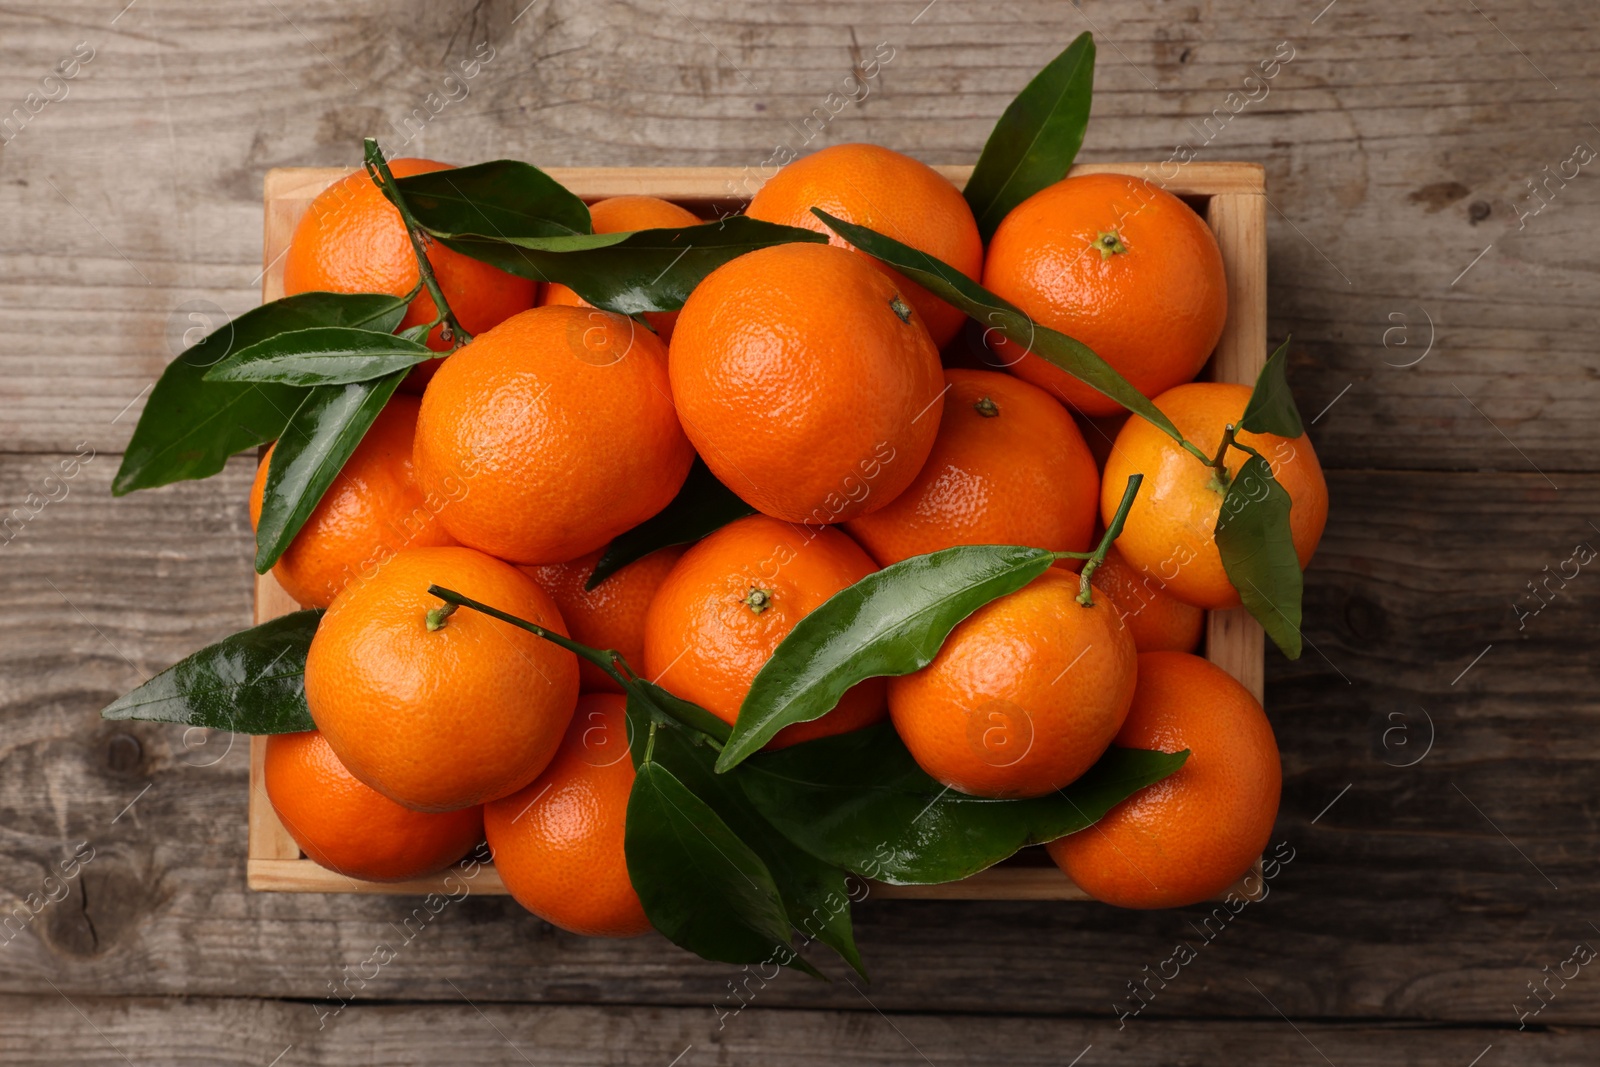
[0,0,1593,471]
[0,994,1583,1067]
[3,455,1598,1027]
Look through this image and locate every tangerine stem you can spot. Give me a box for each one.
[1059,473,1142,607]
[1206,424,1238,491]
[426,584,731,744]
[363,138,472,348]
[427,584,623,681]
[642,720,658,765]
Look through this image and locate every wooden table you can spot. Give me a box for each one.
[2,2,1595,1063]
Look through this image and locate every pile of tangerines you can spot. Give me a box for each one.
[107,39,1329,966]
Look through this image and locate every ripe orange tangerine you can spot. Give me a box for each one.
[845,368,1099,566]
[265,730,483,882]
[1088,547,1205,654]
[887,568,1137,798]
[669,242,945,525]
[983,173,1227,417]
[304,546,580,812]
[282,157,537,389]
[643,514,887,748]
[414,305,694,565]
[746,143,983,348]
[522,546,685,693]
[1048,651,1281,909]
[1101,382,1328,610]
[485,693,652,938]
[249,395,457,609]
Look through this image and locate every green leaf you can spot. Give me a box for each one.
[588,459,756,589]
[630,679,734,744]
[717,544,1056,772]
[432,218,827,315]
[1239,338,1305,439]
[739,723,1188,884]
[203,327,433,386]
[1215,451,1303,659]
[626,758,811,970]
[253,372,407,572]
[100,610,321,733]
[964,33,1096,242]
[394,159,592,241]
[113,292,410,495]
[634,709,864,977]
[812,211,1197,453]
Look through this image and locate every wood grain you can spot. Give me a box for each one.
[0,0,1591,472]
[6,993,1593,1067]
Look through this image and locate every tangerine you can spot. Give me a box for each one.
[414,305,694,564]
[669,243,944,525]
[643,514,886,748]
[982,173,1227,417]
[1088,546,1205,654]
[304,546,579,812]
[845,369,1098,566]
[543,195,701,345]
[484,693,652,937]
[1047,651,1280,909]
[1101,382,1328,610]
[887,568,1137,798]
[522,545,685,693]
[264,730,483,882]
[282,158,538,388]
[746,143,983,348]
[249,395,457,608]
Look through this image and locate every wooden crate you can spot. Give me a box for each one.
[247,162,1268,900]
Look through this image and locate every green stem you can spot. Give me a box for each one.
[426,585,729,744]
[642,720,658,765]
[428,584,625,683]
[1206,424,1238,492]
[1057,473,1142,607]
[363,138,472,348]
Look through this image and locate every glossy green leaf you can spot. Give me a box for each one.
[964,33,1096,242]
[1239,338,1304,439]
[433,218,826,315]
[628,710,863,976]
[394,159,591,241]
[630,679,734,744]
[626,759,809,969]
[589,459,756,589]
[717,544,1056,772]
[100,610,321,733]
[739,723,1188,884]
[113,292,409,495]
[812,211,1195,450]
[254,372,406,572]
[1215,451,1303,659]
[203,326,433,386]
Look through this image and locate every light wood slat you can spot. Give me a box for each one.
[260,162,1264,210]
[249,853,1263,903]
